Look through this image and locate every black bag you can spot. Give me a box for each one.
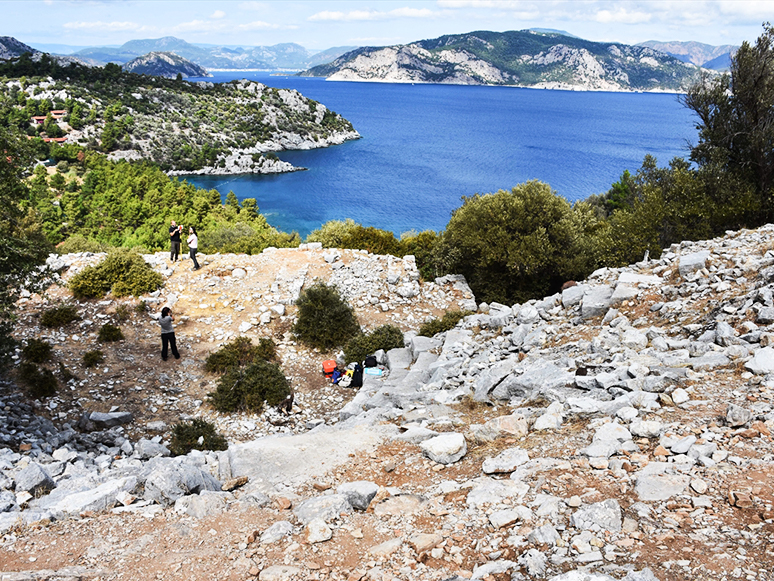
[364,355,377,368]
[351,363,363,388]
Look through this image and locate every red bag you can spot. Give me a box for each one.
[322,360,337,378]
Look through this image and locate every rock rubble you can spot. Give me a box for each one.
[2,228,774,580]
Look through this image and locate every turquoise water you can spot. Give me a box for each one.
[186,72,696,237]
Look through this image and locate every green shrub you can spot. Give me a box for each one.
[419,310,474,337]
[169,418,228,456]
[56,234,110,254]
[98,324,124,342]
[40,304,80,328]
[305,218,359,248]
[83,349,104,368]
[341,225,402,256]
[435,180,603,304]
[69,248,163,299]
[58,361,77,382]
[204,336,276,373]
[18,362,57,398]
[208,360,291,413]
[344,324,405,364]
[22,338,52,363]
[293,282,361,350]
[115,304,131,322]
[135,300,148,313]
[399,230,439,281]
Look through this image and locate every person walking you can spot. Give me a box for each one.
[169,220,182,262]
[187,226,201,271]
[159,306,180,361]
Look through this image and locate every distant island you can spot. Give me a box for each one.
[122,51,210,79]
[301,29,708,92]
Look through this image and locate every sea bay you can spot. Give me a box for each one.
[186,71,696,238]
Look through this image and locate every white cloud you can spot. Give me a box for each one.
[438,0,526,6]
[238,20,279,30]
[173,19,228,33]
[595,7,651,24]
[211,10,226,19]
[63,20,142,31]
[717,0,774,20]
[309,7,436,22]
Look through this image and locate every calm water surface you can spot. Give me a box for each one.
[186,72,696,237]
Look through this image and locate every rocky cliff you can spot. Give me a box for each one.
[122,51,210,79]
[2,225,774,580]
[303,30,705,92]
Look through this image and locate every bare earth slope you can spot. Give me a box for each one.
[1,229,774,581]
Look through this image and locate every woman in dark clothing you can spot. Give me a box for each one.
[159,306,180,360]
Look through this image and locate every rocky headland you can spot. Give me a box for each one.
[302,30,705,93]
[1,226,774,581]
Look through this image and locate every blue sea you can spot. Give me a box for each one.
[185,71,696,238]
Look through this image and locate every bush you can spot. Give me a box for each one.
[58,361,77,383]
[22,338,52,363]
[56,234,110,254]
[208,360,292,413]
[18,362,57,398]
[98,324,124,342]
[69,248,163,299]
[305,218,359,248]
[169,418,228,456]
[40,304,80,328]
[83,349,104,368]
[293,282,361,350]
[115,304,131,321]
[344,324,405,364]
[435,180,603,304]
[341,225,402,256]
[419,310,474,337]
[204,336,277,373]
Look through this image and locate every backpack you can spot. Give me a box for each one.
[351,363,363,388]
[364,355,377,368]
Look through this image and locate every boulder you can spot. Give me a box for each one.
[482,448,530,474]
[678,251,709,278]
[420,433,467,464]
[581,286,614,319]
[570,499,622,532]
[174,490,230,518]
[293,494,352,525]
[14,463,56,496]
[337,481,379,510]
[143,462,221,506]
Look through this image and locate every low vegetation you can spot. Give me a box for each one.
[18,362,57,398]
[22,338,52,363]
[204,336,276,373]
[419,310,474,337]
[344,325,405,364]
[40,304,80,328]
[69,249,163,299]
[82,350,104,368]
[208,360,292,413]
[169,419,228,456]
[97,324,124,342]
[293,282,361,350]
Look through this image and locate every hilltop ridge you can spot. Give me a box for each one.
[302,29,705,92]
[1,223,773,580]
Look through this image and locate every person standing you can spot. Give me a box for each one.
[187,226,200,271]
[159,306,180,361]
[169,220,181,262]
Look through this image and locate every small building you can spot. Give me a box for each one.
[31,116,46,124]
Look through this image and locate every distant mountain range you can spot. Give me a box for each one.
[122,52,210,78]
[302,30,708,92]
[67,36,355,70]
[637,40,737,70]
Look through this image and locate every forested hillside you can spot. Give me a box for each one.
[0,53,358,174]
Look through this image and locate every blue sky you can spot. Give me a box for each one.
[3,0,772,51]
